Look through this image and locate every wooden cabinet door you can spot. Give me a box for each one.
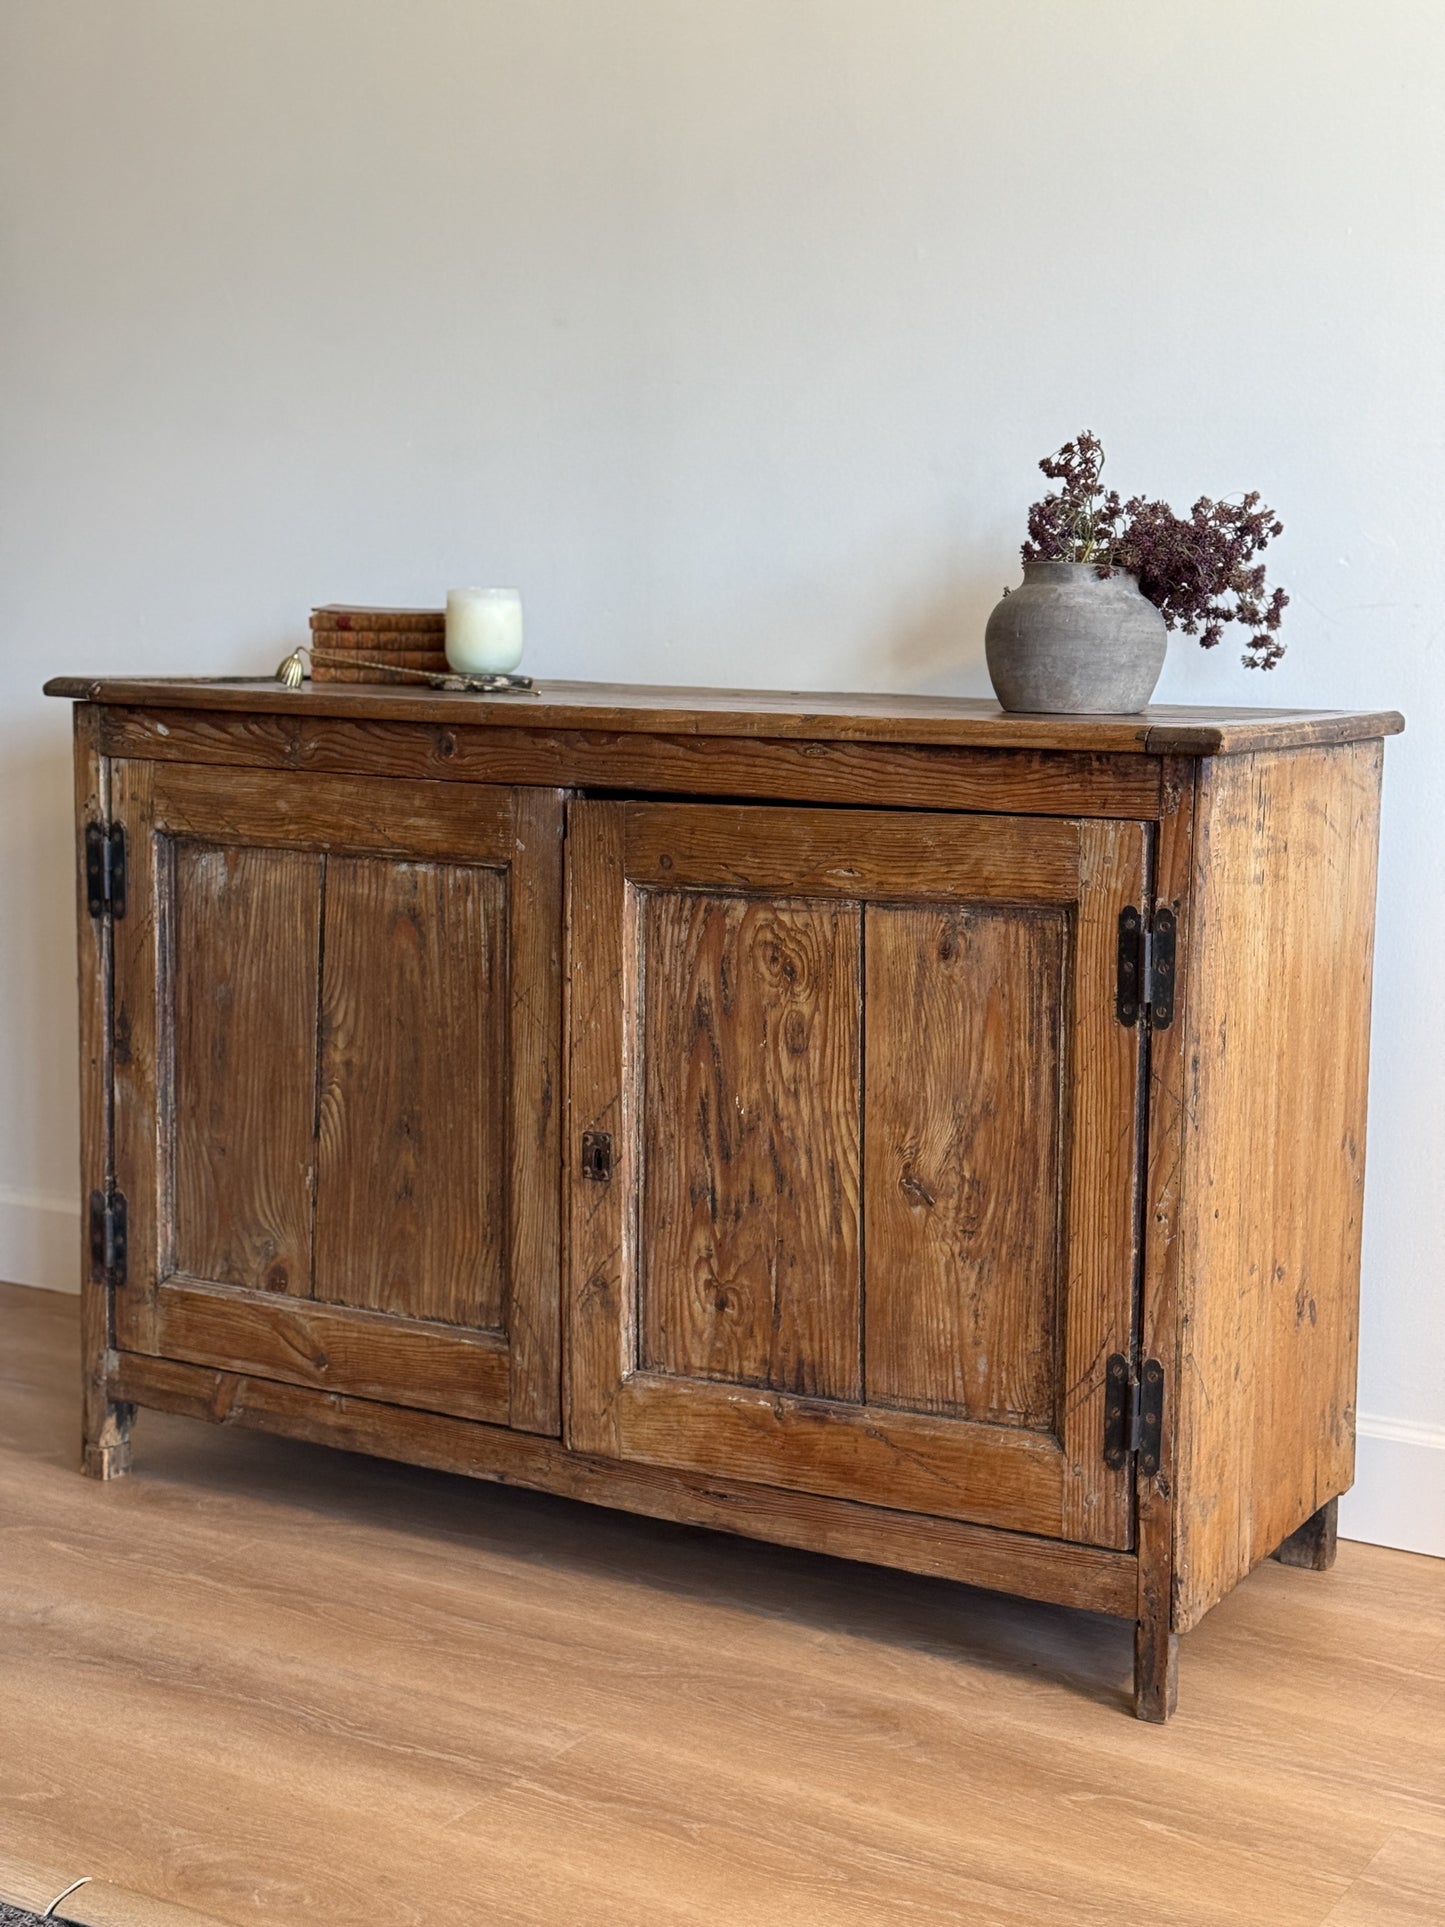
[568,802,1148,1547]
[110,764,563,1435]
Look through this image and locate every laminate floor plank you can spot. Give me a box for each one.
[2,1285,1441,1927]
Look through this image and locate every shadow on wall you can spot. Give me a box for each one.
[876,570,1003,699]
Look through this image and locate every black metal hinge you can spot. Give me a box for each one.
[85,822,127,920]
[1103,1354,1165,1475]
[1116,905,1175,1028]
[89,1187,128,1288]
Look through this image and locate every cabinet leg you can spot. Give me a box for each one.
[1271,1496,1339,1572]
[1133,1618,1179,1723]
[83,1399,134,1480]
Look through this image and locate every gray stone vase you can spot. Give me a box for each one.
[985,560,1168,714]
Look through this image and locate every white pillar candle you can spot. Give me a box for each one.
[445,587,525,674]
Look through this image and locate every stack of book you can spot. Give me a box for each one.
[309,606,448,684]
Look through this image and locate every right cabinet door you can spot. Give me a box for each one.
[568,802,1149,1549]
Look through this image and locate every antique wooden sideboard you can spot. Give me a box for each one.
[47,675,1402,1719]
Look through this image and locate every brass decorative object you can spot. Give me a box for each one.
[274,645,536,695]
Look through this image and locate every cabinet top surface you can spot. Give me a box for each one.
[43,674,1404,757]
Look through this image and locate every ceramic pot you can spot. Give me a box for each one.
[984,560,1167,714]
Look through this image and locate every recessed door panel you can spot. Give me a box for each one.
[639,889,862,1401]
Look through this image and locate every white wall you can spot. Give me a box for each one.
[1,0,1440,1554]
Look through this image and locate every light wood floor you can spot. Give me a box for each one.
[2,1283,1442,1927]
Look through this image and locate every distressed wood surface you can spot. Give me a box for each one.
[111,759,162,1357]
[146,762,513,860]
[170,843,321,1295]
[640,890,862,1400]
[1057,820,1149,1553]
[45,672,1404,756]
[1134,757,1197,1715]
[151,1279,511,1424]
[1273,1497,1340,1572]
[95,705,1170,820]
[73,705,132,1478]
[863,903,1066,1428]
[564,802,632,1460]
[314,856,505,1329]
[1172,742,1385,1632]
[625,802,1081,902]
[503,788,566,1436]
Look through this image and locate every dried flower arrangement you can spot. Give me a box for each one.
[1020,431,1289,669]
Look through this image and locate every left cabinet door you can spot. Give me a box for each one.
[109,762,564,1435]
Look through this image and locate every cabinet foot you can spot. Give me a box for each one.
[1271,1496,1338,1571]
[82,1404,134,1480]
[1133,1620,1178,1723]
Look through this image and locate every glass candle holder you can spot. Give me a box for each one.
[445,587,524,675]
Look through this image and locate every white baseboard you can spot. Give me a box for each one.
[1340,1416,1445,1559]
[0,1188,80,1294]
[2,1188,1439,1560]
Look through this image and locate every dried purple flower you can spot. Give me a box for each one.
[1021,432,1289,669]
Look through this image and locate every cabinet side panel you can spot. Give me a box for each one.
[1174,741,1384,1631]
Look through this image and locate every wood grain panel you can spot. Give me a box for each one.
[151,1278,510,1423]
[110,759,161,1357]
[73,706,132,1477]
[625,804,1080,902]
[1172,742,1385,1632]
[614,1373,1070,1536]
[639,890,862,1400]
[151,764,513,860]
[503,787,567,1435]
[863,904,1066,1427]
[1058,819,1149,1550]
[103,1346,1138,1614]
[313,857,505,1329]
[169,842,321,1296]
[1134,759,1197,1714]
[48,671,1403,756]
[97,707,1170,820]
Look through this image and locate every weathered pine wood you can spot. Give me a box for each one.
[504,787,567,1436]
[564,801,632,1460]
[143,761,514,860]
[151,1278,511,1423]
[96,705,1170,820]
[624,802,1081,901]
[640,890,862,1400]
[314,855,506,1329]
[1172,742,1385,1633]
[110,758,162,1357]
[1272,1496,1340,1572]
[74,705,133,1478]
[170,842,321,1294]
[103,1347,1140,1616]
[45,672,1404,757]
[1133,756,1197,1717]
[863,903,1066,1427]
[1058,819,1149,1551]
